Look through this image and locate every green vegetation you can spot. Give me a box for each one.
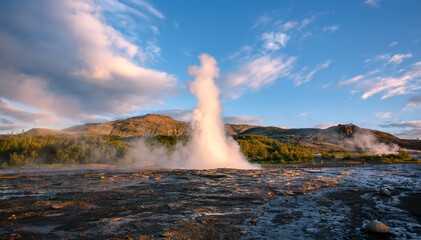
[357,149,420,163]
[0,132,130,167]
[0,132,419,168]
[234,135,315,163]
[320,151,335,159]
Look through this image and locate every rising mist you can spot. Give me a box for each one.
[131,54,258,169]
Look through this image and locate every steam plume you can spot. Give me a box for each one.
[131,54,258,169]
[185,54,257,169]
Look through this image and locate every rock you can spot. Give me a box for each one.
[249,219,258,225]
[51,203,66,209]
[364,220,391,233]
[380,188,391,196]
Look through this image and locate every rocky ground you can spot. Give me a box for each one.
[0,164,420,239]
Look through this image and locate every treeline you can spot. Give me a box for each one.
[0,133,130,167]
[1,133,416,168]
[234,135,315,163]
[0,133,317,167]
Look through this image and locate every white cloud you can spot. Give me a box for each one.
[388,53,413,64]
[223,55,296,98]
[223,116,265,124]
[299,15,317,29]
[0,118,13,124]
[281,21,299,31]
[0,0,176,128]
[126,0,165,19]
[0,98,56,125]
[365,0,380,7]
[261,32,290,50]
[0,124,25,132]
[338,61,421,100]
[300,112,311,116]
[292,60,331,86]
[404,95,421,111]
[389,41,398,47]
[380,121,421,139]
[253,15,272,29]
[323,25,339,33]
[173,20,180,29]
[375,112,391,119]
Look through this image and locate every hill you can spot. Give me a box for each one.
[63,114,189,137]
[25,128,71,135]
[19,114,421,151]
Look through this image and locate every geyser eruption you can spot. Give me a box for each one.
[131,54,258,169]
[186,54,257,169]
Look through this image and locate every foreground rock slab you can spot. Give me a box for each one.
[0,164,420,239]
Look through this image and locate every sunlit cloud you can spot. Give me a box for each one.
[338,57,421,100]
[388,53,413,64]
[375,112,391,119]
[404,95,421,111]
[0,0,176,129]
[223,55,296,98]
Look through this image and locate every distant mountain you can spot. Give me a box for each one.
[21,114,421,150]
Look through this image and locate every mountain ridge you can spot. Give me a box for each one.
[20,114,421,150]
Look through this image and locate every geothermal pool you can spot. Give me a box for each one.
[0,164,420,239]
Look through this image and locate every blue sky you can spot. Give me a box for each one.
[0,0,421,138]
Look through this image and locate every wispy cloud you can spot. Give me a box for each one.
[380,121,421,139]
[252,14,272,29]
[389,41,398,47]
[364,53,412,66]
[404,95,421,111]
[173,20,180,29]
[323,25,339,33]
[375,112,391,119]
[223,55,296,98]
[223,116,265,124]
[261,32,290,50]
[291,60,331,86]
[338,55,421,100]
[147,109,193,122]
[364,0,380,7]
[0,124,25,132]
[388,53,413,64]
[0,98,56,125]
[126,0,165,19]
[300,112,311,116]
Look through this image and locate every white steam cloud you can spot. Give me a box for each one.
[346,133,399,155]
[131,54,258,169]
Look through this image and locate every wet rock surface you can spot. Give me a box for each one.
[0,164,420,239]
